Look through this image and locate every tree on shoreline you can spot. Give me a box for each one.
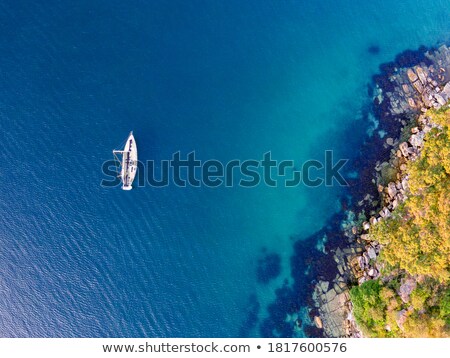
[351,107,450,337]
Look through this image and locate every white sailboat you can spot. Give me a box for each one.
[113,131,138,190]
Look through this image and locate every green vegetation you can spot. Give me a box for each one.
[349,280,390,337]
[350,106,450,337]
[351,277,448,337]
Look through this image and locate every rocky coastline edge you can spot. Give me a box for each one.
[312,44,450,338]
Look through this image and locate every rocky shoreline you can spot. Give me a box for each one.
[312,44,450,338]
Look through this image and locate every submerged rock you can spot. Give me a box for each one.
[257,252,281,284]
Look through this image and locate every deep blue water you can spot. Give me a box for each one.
[1,0,450,337]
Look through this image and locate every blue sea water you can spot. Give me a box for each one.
[0,0,450,337]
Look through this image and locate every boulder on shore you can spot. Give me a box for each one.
[367,247,377,260]
[399,142,410,157]
[314,316,323,329]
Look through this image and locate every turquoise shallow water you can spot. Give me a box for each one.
[0,0,450,337]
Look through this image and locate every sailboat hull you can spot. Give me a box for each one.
[121,132,138,190]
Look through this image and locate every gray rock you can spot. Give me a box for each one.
[379,207,391,218]
[396,192,406,203]
[412,79,424,93]
[442,82,450,98]
[375,245,381,253]
[334,283,343,294]
[415,66,427,84]
[435,93,447,106]
[367,247,377,260]
[358,276,368,285]
[387,182,397,198]
[407,146,418,156]
[399,142,410,157]
[409,132,424,148]
[325,289,337,302]
[401,176,409,191]
[423,124,433,133]
[320,281,330,293]
[392,198,399,209]
[398,277,417,303]
[363,252,370,265]
[407,69,418,83]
